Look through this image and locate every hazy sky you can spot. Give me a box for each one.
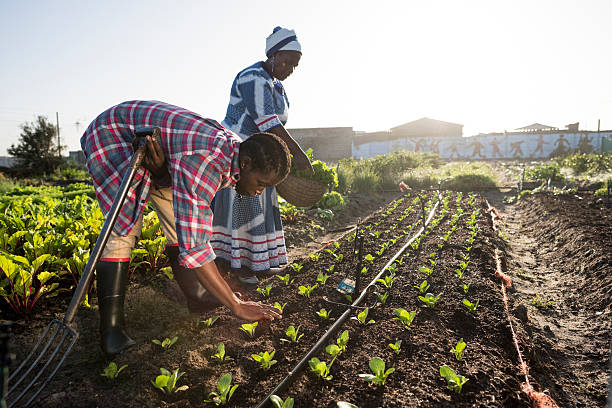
[1,0,611,156]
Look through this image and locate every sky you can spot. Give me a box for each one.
[1,0,612,156]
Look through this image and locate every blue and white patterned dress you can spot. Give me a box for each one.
[211,62,289,272]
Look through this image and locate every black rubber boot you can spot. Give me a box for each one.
[96,261,136,355]
[165,246,220,313]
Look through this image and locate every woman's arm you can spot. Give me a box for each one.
[267,125,314,174]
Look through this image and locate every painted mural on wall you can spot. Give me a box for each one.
[352,131,612,160]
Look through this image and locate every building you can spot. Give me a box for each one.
[287,127,354,161]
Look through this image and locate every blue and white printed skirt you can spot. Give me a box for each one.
[211,186,288,273]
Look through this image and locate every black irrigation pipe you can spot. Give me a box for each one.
[256,192,442,408]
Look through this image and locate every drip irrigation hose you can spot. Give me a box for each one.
[256,192,441,408]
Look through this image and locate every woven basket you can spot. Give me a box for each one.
[276,174,328,207]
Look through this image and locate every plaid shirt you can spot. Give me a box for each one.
[81,100,241,268]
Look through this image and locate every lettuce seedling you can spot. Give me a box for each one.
[388,340,402,355]
[336,330,349,352]
[151,367,188,393]
[462,298,479,313]
[419,266,432,276]
[351,307,375,325]
[290,262,303,273]
[211,343,233,362]
[316,308,331,320]
[251,350,277,371]
[152,336,178,350]
[309,253,321,262]
[358,357,394,385]
[439,365,468,394]
[270,395,295,408]
[452,338,466,361]
[393,308,416,329]
[256,283,273,297]
[274,302,287,312]
[239,322,258,338]
[276,273,295,285]
[101,361,127,379]
[204,373,238,405]
[413,280,430,294]
[364,254,375,264]
[298,283,318,298]
[325,344,341,358]
[316,272,330,285]
[196,316,219,330]
[377,291,389,305]
[308,357,333,380]
[360,266,368,275]
[462,284,470,294]
[281,325,304,343]
[386,264,398,274]
[324,265,335,274]
[418,293,441,308]
[376,273,396,289]
[335,254,344,263]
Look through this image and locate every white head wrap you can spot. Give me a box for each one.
[265,26,301,58]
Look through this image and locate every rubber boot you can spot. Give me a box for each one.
[165,246,220,313]
[96,261,136,355]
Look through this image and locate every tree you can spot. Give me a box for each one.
[8,116,64,175]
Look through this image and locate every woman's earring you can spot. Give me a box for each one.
[270,56,275,75]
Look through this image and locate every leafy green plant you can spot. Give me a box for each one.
[204,373,238,405]
[281,325,304,343]
[308,357,334,381]
[393,308,416,329]
[440,365,468,394]
[101,362,127,379]
[290,262,303,273]
[270,395,295,408]
[251,350,277,371]
[239,322,258,338]
[364,254,375,264]
[276,273,295,286]
[336,330,349,352]
[388,340,402,355]
[452,338,467,361]
[211,343,233,362]
[316,272,330,285]
[309,253,321,262]
[351,307,375,325]
[377,291,389,305]
[413,280,430,294]
[360,266,368,275]
[274,302,287,312]
[358,357,394,385]
[419,266,433,276]
[196,315,219,330]
[462,298,479,313]
[151,368,188,393]
[462,284,470,294]
[376,273,396,289]
[316,308,331,320]
[418,293,441,308]
[298,283,318,298]
[256,283,273,297]
[152,336,178,350]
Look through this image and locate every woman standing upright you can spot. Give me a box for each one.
[211,26,312,284]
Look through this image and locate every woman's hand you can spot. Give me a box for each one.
[231,299,282,321]
[143,134,171,186]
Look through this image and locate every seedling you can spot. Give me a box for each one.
[309,253,321,262]
[413,280,430,294]
[360,266,368,275]
[281,325,304,343]
[276,273,295,285]
[239,321,258,338]
[462,298,479,313]
[388,340,402,355]
[274,302,287,312]
[452,338,467,361]
[359,357,394,385]
[204,373,238,405]
[256,283,273,297]
[376,273,396,289]
[419,266,433,276]
[351,307,375,325]
[270,395,295,408]
[251,350,277,371]
[316,272,330,285]
[364,254,375,264]
[196,316,219,329]
[386,264,397,274]
[377,291,389,305]
[393,308,416,329]
[323,264,335,274]
[418,293,441,308]
[290,262,304,273]
[440,365,468,394]
[462,284,470,294]
[333,241,341,249]
[101,361,127,379]
[308,357,333,380]
[334,253,344,263]
[152,336,178,350]
[211,343,233,362]
[336,330,349,352]
[316,308,331,320]
[455,268,465,279]
[151,368,188,393]
[298,283,318,298]
[325,344,341,358]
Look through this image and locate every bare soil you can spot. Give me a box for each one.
[4,189,611,407]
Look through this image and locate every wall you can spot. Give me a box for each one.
[288,127,353,161]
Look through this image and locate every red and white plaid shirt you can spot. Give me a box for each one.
[81,100,241,268]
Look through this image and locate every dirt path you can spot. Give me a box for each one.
[484,189,611,407]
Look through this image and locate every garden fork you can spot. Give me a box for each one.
[7,127,159,407]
